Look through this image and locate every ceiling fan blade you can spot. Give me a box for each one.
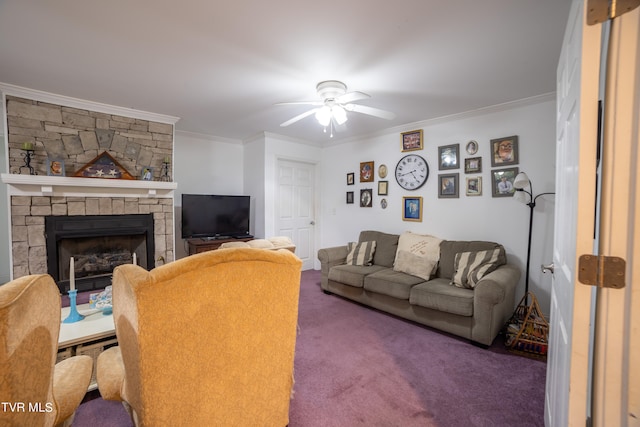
[345,104,396,120]
[275,101,324,106]
[280,108,318,127]
[337,91,370,104]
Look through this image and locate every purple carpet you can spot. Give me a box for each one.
[72,269,546,427]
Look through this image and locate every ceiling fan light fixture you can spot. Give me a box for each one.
[315,106,331,127]
[332,105,348,125]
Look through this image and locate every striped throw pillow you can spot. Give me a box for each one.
[451,248,502,288]
[346,241,377,266]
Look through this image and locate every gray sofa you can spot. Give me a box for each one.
[317,230,520,346]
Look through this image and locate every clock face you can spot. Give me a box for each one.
[395,154,429,190]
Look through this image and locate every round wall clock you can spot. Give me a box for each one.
[378,164,388,178]
[395,154,429,190]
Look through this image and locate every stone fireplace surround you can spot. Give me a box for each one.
[1,84,179,285]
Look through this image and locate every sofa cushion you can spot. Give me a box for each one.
[363,269,425,300]
[328,264,387,288]
[451,248,503,289]
[437,241,506,279]
[393,232,442,280]
[346,241,377,266]
[358,231,399,267]
[409,278,474,317]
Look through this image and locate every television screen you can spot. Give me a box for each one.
[181,194,250,239]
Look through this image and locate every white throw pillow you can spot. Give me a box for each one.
[393,232,442,280]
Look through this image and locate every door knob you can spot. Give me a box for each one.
[310,221,315,225]
[541,263,555,274]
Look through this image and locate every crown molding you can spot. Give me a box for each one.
[0,83,180,125]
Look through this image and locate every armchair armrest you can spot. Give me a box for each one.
[53,355,93,426]
[96,346,125,401]
[317,246,348,289]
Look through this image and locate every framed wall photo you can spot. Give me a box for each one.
[464,157,482,174]
[46,158,65,176]
[378,180,388,195]
[347,172,355,185]
[402,196,423,222]
[438,173,459,198]
[140,167,153,181]
[491,167,519,197]
[401,129,423,152]
[360,189,373,207]
[438,144,459,170]
[360,161,374,182]
[346,191,354,204]
[465,140,479,155]
[466,177,482,196]
[491,135,519,166]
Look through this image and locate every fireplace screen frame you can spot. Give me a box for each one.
[45,214,155,293]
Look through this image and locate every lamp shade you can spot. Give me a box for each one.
[332,105,348,125]
[315,106,331,126]
[513,189,529,204]
[513,172,531,190]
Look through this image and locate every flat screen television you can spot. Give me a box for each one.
[181,194,251,239]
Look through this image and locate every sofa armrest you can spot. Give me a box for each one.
[471,264,520,346]
[317,246,349,289]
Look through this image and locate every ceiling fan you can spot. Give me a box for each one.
[277,80,396,137]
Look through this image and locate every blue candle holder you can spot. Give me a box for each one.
[63,289,85,323]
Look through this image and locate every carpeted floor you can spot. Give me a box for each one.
[72,269,546,427]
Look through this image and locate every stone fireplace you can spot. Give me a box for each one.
[1,85,179,288]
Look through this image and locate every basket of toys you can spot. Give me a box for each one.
[505,292,549,360]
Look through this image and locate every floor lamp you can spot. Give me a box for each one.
[513,172,555,305]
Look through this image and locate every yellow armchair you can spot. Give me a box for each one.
[97,248,302,426]
[0,274,93,427]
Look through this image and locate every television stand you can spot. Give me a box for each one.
[187,237,253,255]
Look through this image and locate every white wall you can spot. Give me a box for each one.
[318,96,556,313]
[173,131,245,259]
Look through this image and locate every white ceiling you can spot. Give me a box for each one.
[0,0,571,144]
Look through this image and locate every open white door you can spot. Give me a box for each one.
[276,159,316,270]
[548,1,640,425]
[546,0,601,425]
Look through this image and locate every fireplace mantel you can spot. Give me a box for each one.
[1,174,177,198]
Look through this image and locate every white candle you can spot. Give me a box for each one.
[133,252,137,265]
[69,257,75,292]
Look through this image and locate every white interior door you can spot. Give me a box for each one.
[546,0,601,425]
[276,159,315,270]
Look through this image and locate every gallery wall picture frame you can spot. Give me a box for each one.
[438,144,460,170]
[46,158,65,176]
[346,191,354,204]
[402,196,423,222]
[360,161,374,182]
[378,164,388,178]
[491,167,519,197]
[360,189,373,207]
[490,135,519,167]
[438,173,459,198]
[401,129,423,152]
[378,180,389,195]
[347,172,355,185]
[465,140,479,155]
[464,157,482,174]
[466,176,482,196]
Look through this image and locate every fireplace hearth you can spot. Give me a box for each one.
[46,214,155,293]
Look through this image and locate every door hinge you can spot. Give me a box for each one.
[578,255,626,288]
[587,0,640,25]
